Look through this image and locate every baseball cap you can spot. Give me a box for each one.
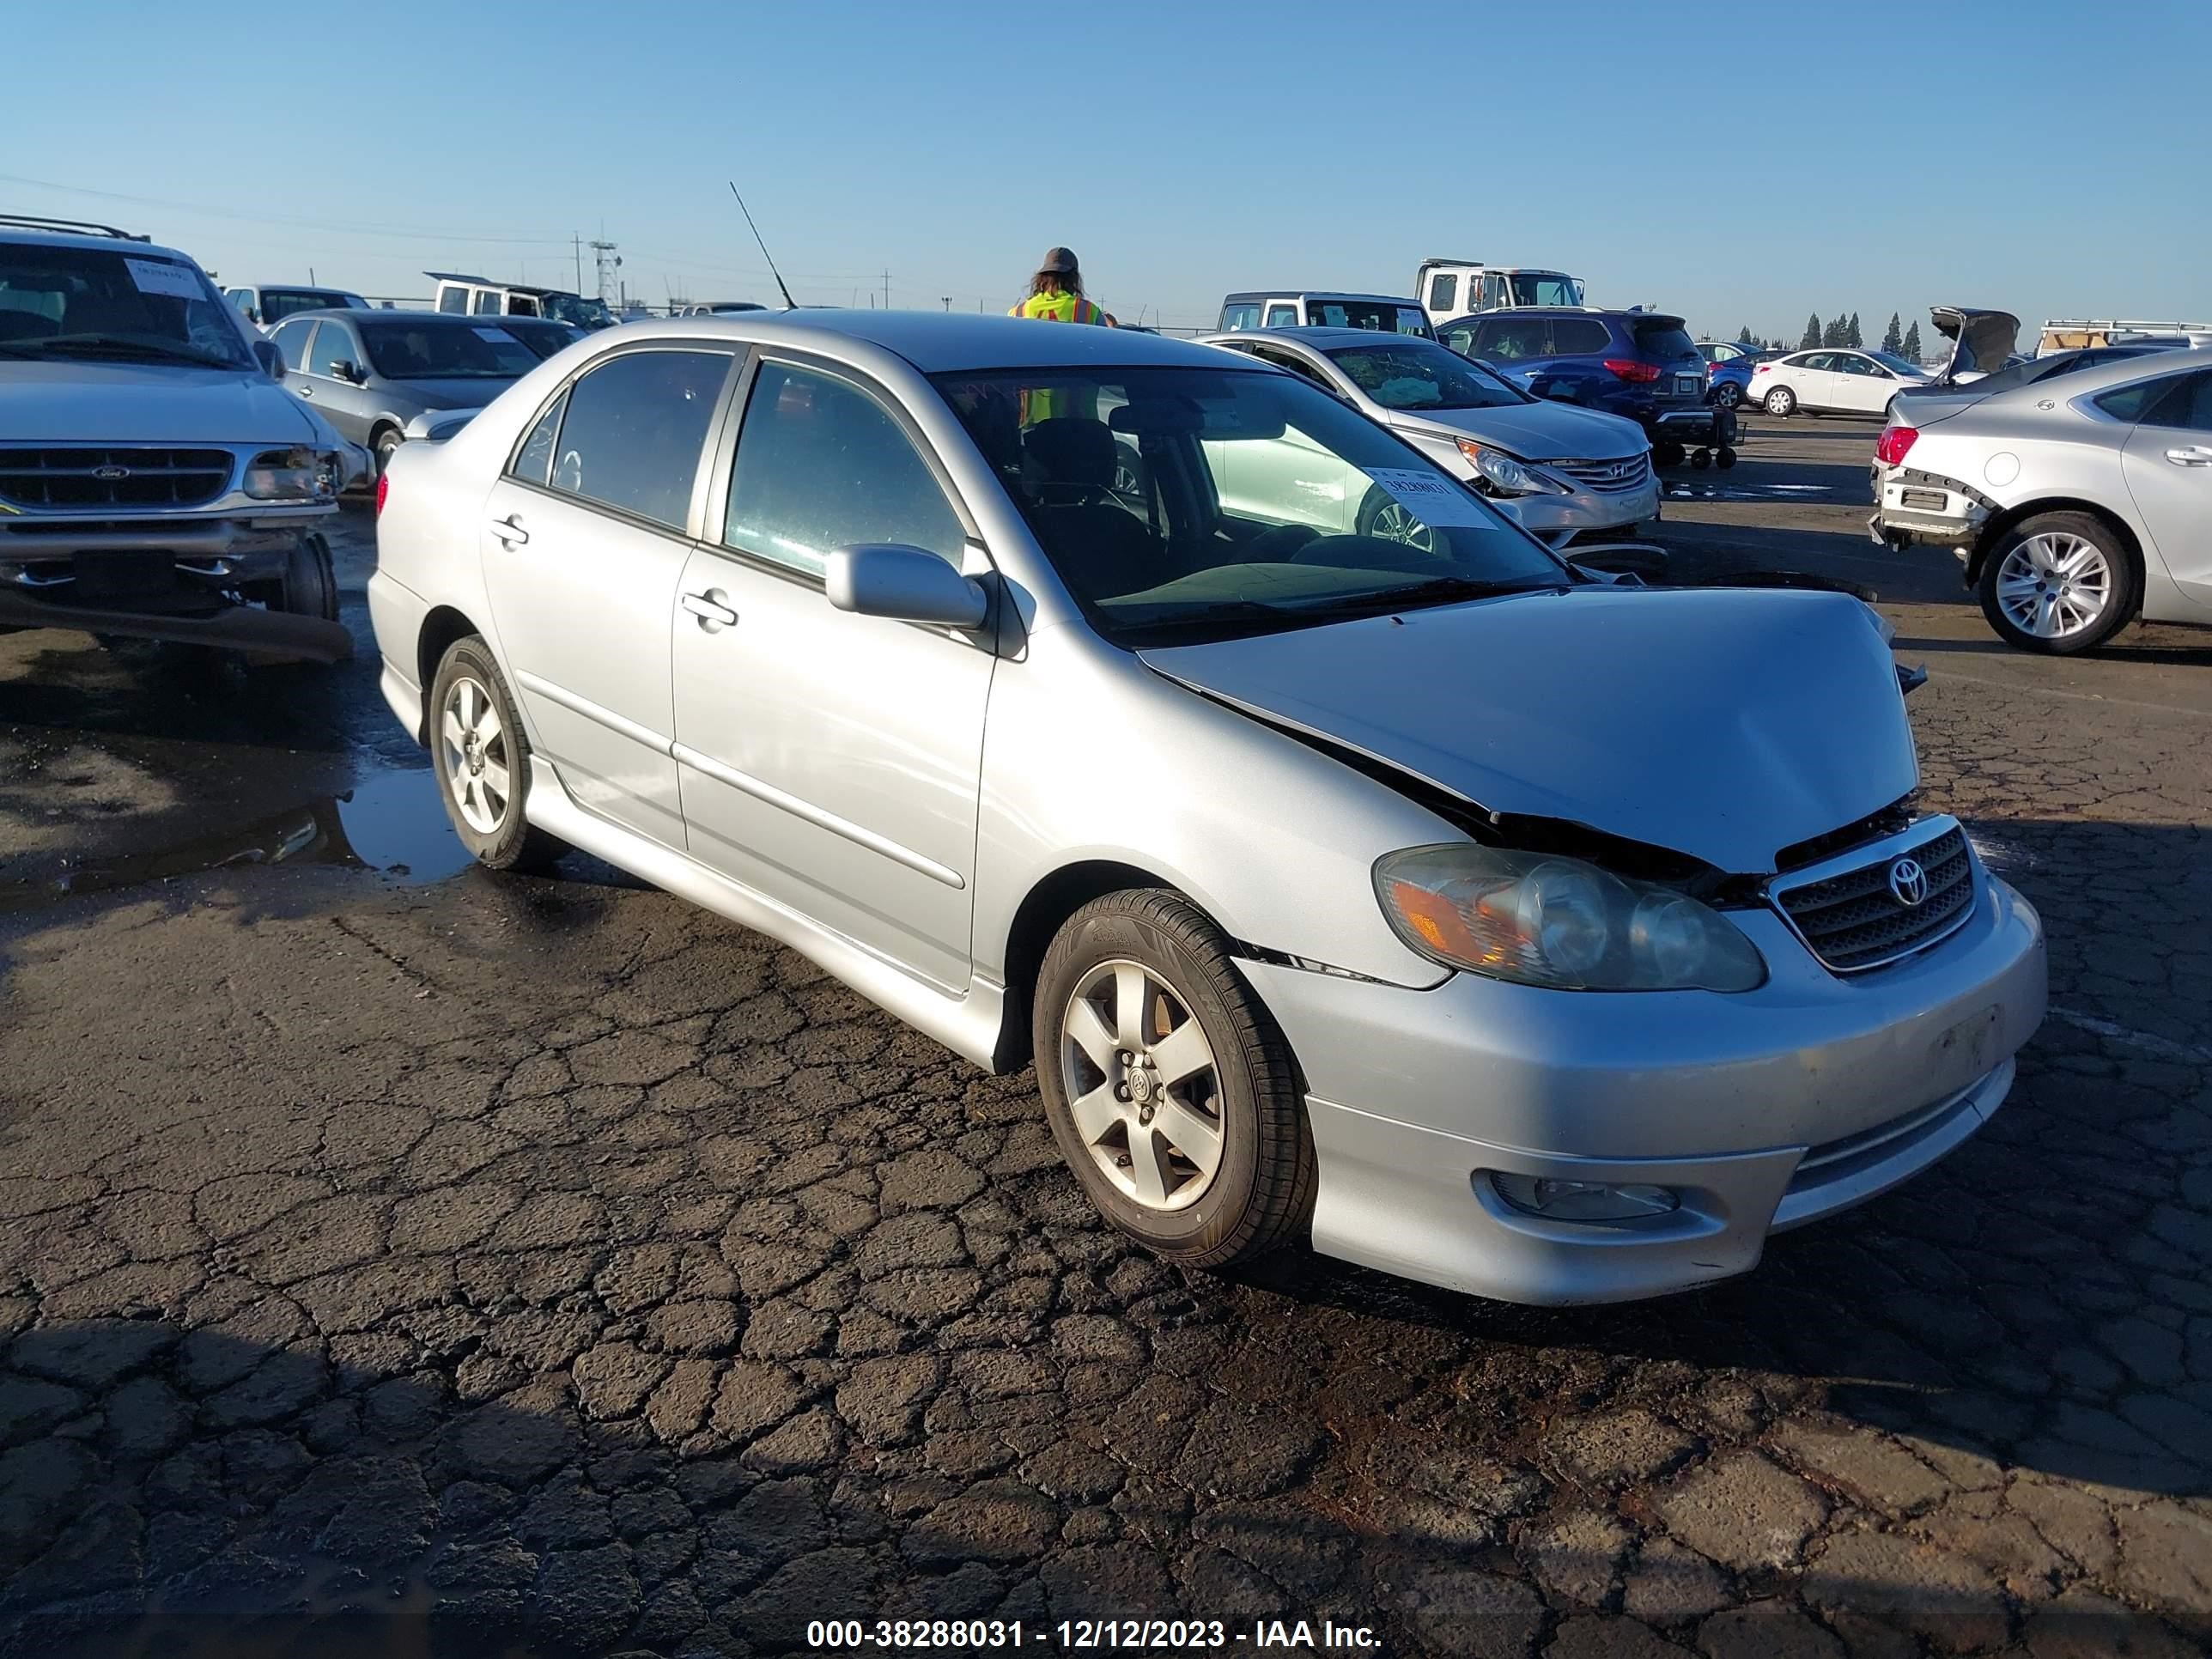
[1035,246,1079,276]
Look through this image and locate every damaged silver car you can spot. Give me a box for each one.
[370,313,2047,1304]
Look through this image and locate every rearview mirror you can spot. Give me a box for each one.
[825,545,989,630]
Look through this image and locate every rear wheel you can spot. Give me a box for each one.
[372,427,402,478]
[1712,381,1743,410]
[1764,386,1796,416]
[1977,511,2136,654]
[1033,890,1315,1269]
[428,635,568,871]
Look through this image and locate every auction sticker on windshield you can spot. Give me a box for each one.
[473,326,518,343]
[125,258,204,299]
[1364,466,1490,527]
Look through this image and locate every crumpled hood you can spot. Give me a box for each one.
[1140,586,1917,874]
[1389,399,1647,462]
[0,362,325,446]
[1932,307,2020,383]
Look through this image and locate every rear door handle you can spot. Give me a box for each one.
[2165,447,2212,466]
[489,514,529,547]
[682,590,738,629]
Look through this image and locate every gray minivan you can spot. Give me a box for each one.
[269,310,540,477]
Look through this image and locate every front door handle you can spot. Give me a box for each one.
[489,514,529,547]
[682,590,738,629]
[2165,447,2212,466]
[295,386,313,398]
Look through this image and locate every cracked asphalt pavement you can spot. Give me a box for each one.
[3,427,2209,1657]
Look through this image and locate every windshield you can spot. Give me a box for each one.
[933,366,1565,647]
[1325,340,1532,410]
[498,319,585,361]
[540,293,615,330]
[1504,274,1583,307]
[1867,349,1923,375]
[359,321,538,380]
[1308,301,1431,337]
[0,244,251,368]
[262,289,356,324]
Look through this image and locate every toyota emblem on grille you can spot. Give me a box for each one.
[1887,857,1929,908]
[92,465,131,481]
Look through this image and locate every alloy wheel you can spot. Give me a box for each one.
[1369,501,1437,552]
[1994,532,2112,640]
[1059,959,1224,1212]
[441,675,513,836]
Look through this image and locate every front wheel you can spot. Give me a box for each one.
[1977,511,2137,655]
[1764,386,1796,416]
[1712,381,1743,410]
[1355,486,1437,554]
[428,635,569,871]
[276,531,338,622]
[1033,890,1315,1269]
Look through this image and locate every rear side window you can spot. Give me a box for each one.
[725,361,965,578]
[1631,320,1698,359]
[1263,304,1297,328]
[2095,375,2184,422]
[1426,273,1457,313]
[1218,302,1261,331]
[2141,371,2212,431]
[545,349,731,530]
[510,391,568,486]
[1550,319,1611,356]
[471,290,503,315]
[270,319,313,370]
[1474,318,1550,360]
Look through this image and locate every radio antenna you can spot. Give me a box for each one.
[728,182,797,311]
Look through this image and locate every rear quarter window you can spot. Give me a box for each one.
[1631,320,1698,359]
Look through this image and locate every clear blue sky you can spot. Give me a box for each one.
[6,0,2207,340]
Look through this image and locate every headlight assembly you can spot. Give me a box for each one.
[1375,843,1765,992]
[244,447,339,501]
[1455,440,1565,497]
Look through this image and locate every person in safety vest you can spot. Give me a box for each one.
[1008,248,1113,422]
[1008,247,1115,326]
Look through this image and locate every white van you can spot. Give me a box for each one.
[1416,260,1584,325]
[426,271,615,331]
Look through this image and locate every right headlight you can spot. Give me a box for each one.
[1455,440,1566,497]
[1375,844,1766,992]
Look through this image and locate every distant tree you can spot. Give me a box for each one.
[1847,312,1863,348]
[1881,312,1903,355]
[1821,316,1847,348]
[1903,320,1923,361]
[1801,313,1823,350]
[1737,325,1754,343]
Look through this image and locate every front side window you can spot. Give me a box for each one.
[0,244,250,368]
[933,366,1563,649]
[307,321,357,379]
[435,286,469,314]
[471,290,504,316]
[1426,273,1458,313]
[358,323,538,381]
[545,349,729,529]
[1326,341,1532,410]
[1262,304,1297,328]
[1505,275,1583,307]
[726,362,965,578]
[270,318,313,370]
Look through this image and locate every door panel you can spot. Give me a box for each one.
[2122,373,2212,615]
[478,482,689,845]
[671,546,992,991]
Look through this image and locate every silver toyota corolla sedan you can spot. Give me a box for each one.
[1198,327,1658,547]
[368,313,2046,1304]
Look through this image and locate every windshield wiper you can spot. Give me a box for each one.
[19,335,239,368]
[1113,599,1311,641]
[1311,575,1565,617]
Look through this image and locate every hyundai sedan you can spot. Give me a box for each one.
[368,313,2046,1304]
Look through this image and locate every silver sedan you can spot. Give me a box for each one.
[1199,328,1658,547]
[369,313,2045,1304]
[1871,347,2212,652]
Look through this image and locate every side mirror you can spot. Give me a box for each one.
[331,361,363,385]
[825,544,988,630]
[253,339,284,380]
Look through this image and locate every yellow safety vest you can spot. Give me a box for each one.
[1009,291,1109,325]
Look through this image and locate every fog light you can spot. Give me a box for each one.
[1488,1172,1680,1223]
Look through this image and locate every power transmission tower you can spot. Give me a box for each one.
[590,240,620,301]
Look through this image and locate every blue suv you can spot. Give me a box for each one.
[1437,308,1738,467]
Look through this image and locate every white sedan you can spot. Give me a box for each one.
[1750,349,1933,418]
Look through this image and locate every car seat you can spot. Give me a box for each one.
[1020,418,1170,598]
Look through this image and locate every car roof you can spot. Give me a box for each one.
[2006,342,2212,398]
[254,283,360,295]
[283,307,508,328]
[424,271,593,301]
[1437,307,1681,328]
[601,310,1261,374]
[0,224,191,262]
[1222,292,1423,307]
[1212,327,1442,351]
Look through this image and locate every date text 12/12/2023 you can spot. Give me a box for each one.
[805,1619,1385,1650]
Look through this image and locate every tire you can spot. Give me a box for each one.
[427,635,569,872]
[373,427,402,478]
[276,531,338,623]
[1690,449,1711,471]
[1354,485,1438,554]
[1763,386,1796,416]
[1655,439,1686,467]
[1032,890,1316,1270]
[1716,447,1738,470]
[1712,382,1742,410]
[1977,511,2137,655]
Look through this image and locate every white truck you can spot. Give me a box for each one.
[1414,259,1584,326]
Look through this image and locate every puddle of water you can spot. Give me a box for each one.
[0,769,470,913]
[1663,482,1841,501]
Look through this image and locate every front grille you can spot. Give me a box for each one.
[1552,453,1652,493]
[0,447,234,511]
[1771,822,1974,974]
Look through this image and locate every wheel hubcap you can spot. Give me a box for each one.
[1995,532,2112,640]
[440,675,512,836]
[1370,502,1436,551]
[1060,960,1224,1212]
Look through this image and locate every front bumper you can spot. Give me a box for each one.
[1237,867,2045,1304]
[1869,463,1991,549]
[1498,476,1661,543]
